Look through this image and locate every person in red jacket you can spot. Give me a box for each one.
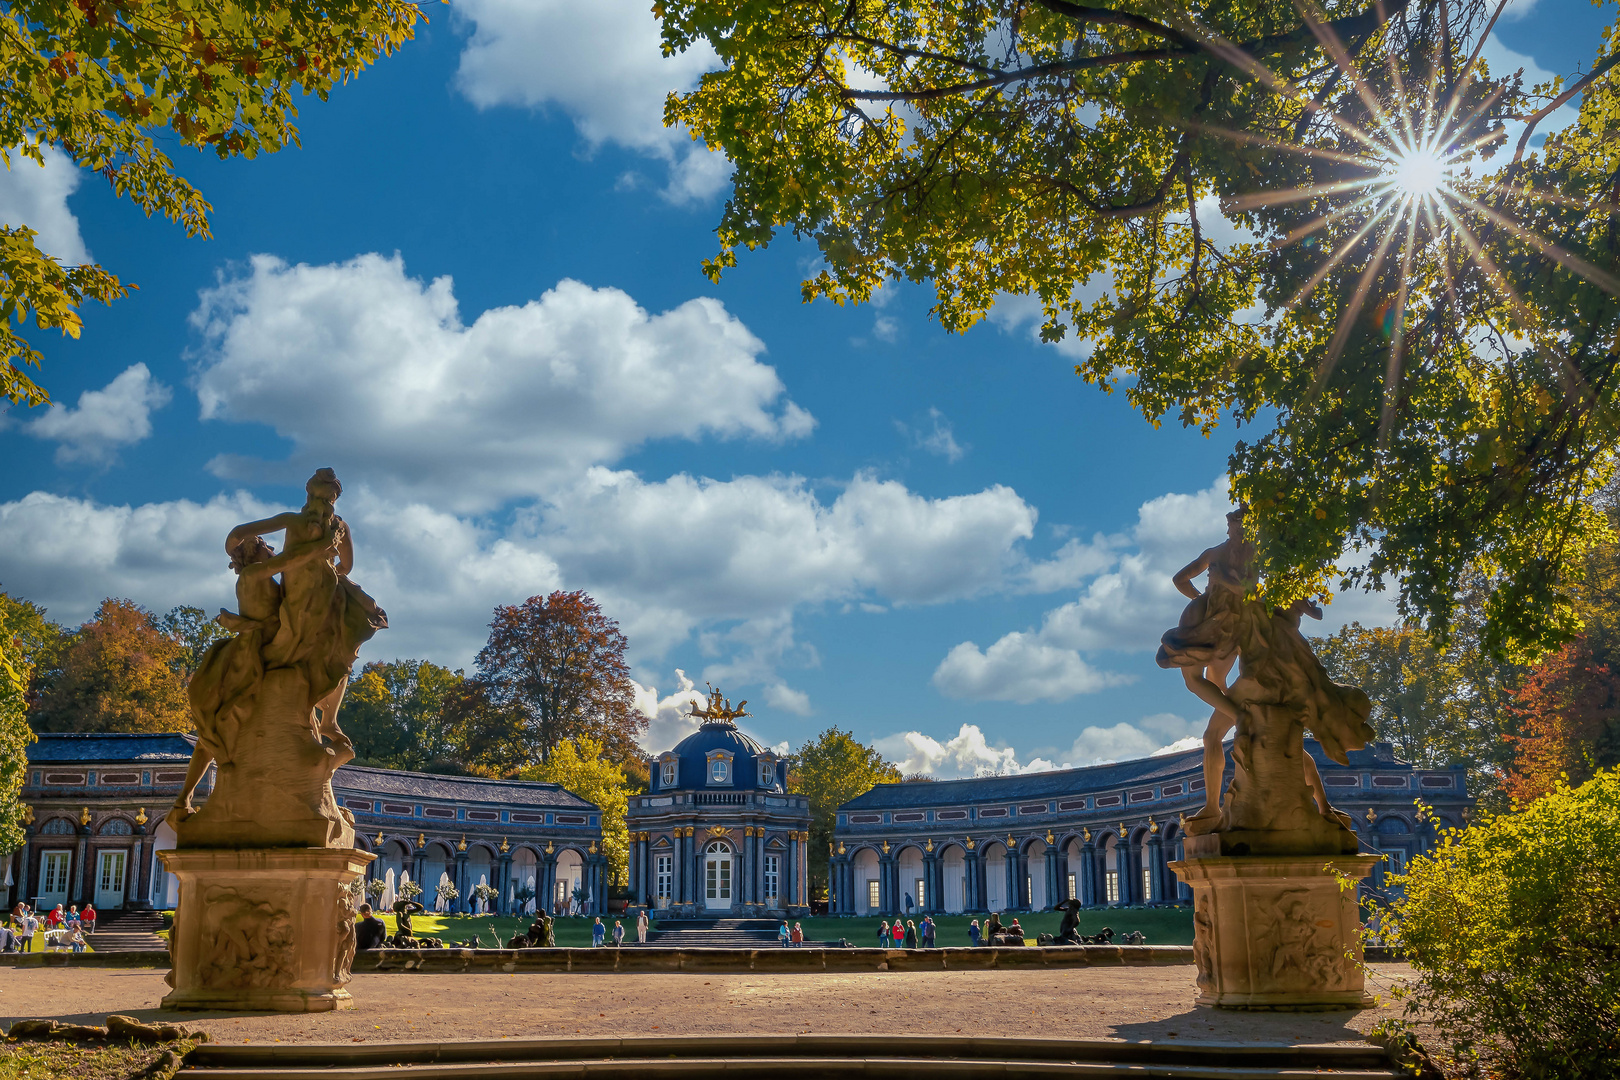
[80,904,96,934]
[46,905,64,929]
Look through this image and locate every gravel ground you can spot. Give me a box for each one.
[0,965,1420,1047]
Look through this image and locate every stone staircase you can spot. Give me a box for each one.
[176,1034,1408,1079]
[89,909,167,953]
[645,918,840,948]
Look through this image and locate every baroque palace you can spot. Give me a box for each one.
[828,739,1472,916]
[5,733,607,917]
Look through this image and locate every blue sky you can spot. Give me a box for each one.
[0,0,1611,774]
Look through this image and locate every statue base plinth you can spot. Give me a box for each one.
[1168,854,1380,1011]
[1183,825,1361,859]
[159,847,373,1013]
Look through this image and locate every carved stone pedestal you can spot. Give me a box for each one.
[159,847,374,1012]
[1168,854,1380,1010]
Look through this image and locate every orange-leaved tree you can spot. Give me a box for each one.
[29,597,191,734]
[1503,638,1620,803]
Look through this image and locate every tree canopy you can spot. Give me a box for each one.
[788,726,902,895]
[28,597,191,733]
[661,0,1620,659]
[520,736,635,886]
[0,0,424,408]
[341,658,466,772]
[452,592,647,774]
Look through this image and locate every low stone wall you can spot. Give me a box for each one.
[0,944,1203,973]
[358,944,1196,973]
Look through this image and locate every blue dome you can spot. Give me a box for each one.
[655,720,785,793]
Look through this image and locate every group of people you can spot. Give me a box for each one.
[777,921,807,946]
[3,902,96,953]
[589,910,652,947]
[872,915,1028,949]
[877,916,939,949]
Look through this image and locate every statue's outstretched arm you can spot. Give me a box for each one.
[238,528,340,584]
[1172,548,1214,600]
[225,512,302,556]
[334,519,354,576]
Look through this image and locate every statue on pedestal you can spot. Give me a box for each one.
[159,468,382,1012]
[1159,506,1382,1009]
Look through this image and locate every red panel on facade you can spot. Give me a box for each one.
[99,773,140,785]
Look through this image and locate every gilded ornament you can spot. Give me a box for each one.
[924,838,934,852]
[457,835,467,852]
[1006,833,1014,849]
[499,837,510,853]
[589,841,598,854]
[1149,817,1159,834]
[135,806,148,826]
[965,836,976,850]
[545,841,555,855]
[20,804,33,825]
[1082,827,1091,842]
[417,832,426,848]
[1366,807,1377,824]
[374,830,384,845]
[1045,830,1054,844]
[80,806,91,826]
[880,840,891,854]
[837,842,846,855]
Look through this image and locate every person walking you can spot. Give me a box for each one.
[637,910,649,944]
[779,921,791,947]
[612,919,625,946]
[591,917,606,947]
[968,919,982,947]
[903,920,917,949]
[790,922,804,947]
[921,916,936,948]
[878,920,890,947]
[891,920,904,948]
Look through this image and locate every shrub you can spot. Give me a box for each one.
[1384,769,1620,1078]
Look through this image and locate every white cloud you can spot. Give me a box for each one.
[1061,712,1203,767]
[932,633,1133,704]
[897,407,966,462]
[453,0,728,202]
[872,316,900,343]
[22,364,171,464]
[191,254,813,513]
[875,723,1026,778]
[631,668,708,752]
[0,145,90,264]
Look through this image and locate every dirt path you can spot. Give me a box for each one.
[0,965,1419,1046]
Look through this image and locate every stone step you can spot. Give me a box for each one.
[177,1036,1402,1080]
[87,911,167,953]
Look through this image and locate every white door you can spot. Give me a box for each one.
[703,842,732,912]
[37,851,71,909]
[95,850,127,910]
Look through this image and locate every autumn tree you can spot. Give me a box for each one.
[158,605,230,682]
[1501,638,1620,803]
[520,736,634,886]
[788,727,901,896]
[662,0,1620,659]
[29,598,190,734]
[453,592,646,775]
[0,594,44,851]
[341,659,465,772]
[0,1,424,409]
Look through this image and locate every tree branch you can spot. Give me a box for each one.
[1511,51,1620,166]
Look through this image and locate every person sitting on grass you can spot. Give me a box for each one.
[354,903,387,951]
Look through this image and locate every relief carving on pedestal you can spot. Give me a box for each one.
[1192,907,1214,994]
[196,887,296,989]
[333,892,357,985]
[1249,889,1350,991]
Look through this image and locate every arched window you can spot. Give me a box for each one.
[98,818,133,836]
[709,756,729,784]
[661,759,678,788]
[758,761,773,787]
[40,818,74,835]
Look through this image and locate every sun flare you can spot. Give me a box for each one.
[1384,146,1451,200]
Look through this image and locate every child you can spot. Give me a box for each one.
[969,919,982,947]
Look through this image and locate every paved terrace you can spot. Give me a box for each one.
[1,965,1423,1046]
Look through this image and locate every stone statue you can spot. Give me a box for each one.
[1160,505,1382,1010]
[688,684,750,725]
[1157,507,1373,854]
[170,468,388,849]
[159,469,382,1013]
[1050,898,1083,945]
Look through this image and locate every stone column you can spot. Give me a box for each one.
[539,853,556,915]
[1079,841,1096,907]
[496,854,511,916]
[921,852,938,913]
[1147,831,1166,905]
[412,847,425,893]
[16,833,32,911]
[1044,845,1059,908]
[454,851,469,913]
[964,850,980,910]
[73,826,90,906]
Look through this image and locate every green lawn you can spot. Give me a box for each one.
[369,907,1192,948]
